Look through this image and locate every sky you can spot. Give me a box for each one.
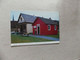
[10,11,59,21]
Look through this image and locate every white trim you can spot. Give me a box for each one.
[11,41,60,47]
[20,16,24,22]
[21,15,24,20]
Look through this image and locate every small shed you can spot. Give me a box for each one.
[32,17,58,35]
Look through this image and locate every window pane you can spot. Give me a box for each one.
[48,25,50,30]
[55,25,56,30]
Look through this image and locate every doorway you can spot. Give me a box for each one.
[37,24,40,35]
[37,26,40,35]
[20,24,26,34]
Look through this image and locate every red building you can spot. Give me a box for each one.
[32,17,58,35]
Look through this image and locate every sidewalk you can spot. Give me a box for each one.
[29,35,59,41]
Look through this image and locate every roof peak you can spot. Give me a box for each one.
[20,13,36,17]
[18,13,37,23]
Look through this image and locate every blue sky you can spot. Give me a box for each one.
[11,11,59,21]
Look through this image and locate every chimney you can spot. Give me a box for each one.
[49,17,51,20]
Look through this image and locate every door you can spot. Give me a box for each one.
[37,24,40,35]
[37,26,40,35]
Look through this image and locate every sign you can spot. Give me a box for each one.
[34,26,36,28]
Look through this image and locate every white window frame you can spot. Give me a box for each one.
[48,25,51,31]
[54,25,56,30]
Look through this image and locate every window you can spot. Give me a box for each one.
[48,25,51,30]
[54,25,56,30]
[20,17,22,21]
[20,16,24,22]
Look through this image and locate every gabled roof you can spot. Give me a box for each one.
[18,13,58,25]
[38,17,58,25]
[18,13,37,23]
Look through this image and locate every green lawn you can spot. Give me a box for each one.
[11,34,53,43]
[46,32,59,38]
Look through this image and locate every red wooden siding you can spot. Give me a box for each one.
[32,17,58,35]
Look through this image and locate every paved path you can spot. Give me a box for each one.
[29,35,59,41]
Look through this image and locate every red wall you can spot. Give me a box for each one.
[32,18,58,35]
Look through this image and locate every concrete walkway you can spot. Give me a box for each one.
[29,35,59,41]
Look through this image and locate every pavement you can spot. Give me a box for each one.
[29,35,59,41]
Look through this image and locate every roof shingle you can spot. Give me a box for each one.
[39,17,58,25]
[18,13,58,25]
[19,13,37,23]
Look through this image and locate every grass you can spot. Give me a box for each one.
[11,34,54,43]
[46,32,59,38]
